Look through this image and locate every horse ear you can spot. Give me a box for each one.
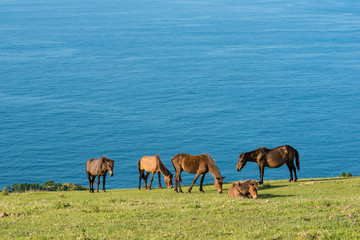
[222,176,226,179]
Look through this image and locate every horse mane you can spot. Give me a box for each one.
[247,147,268,157]
[99,155,106,168]
[202,153,221,178]
[156,155,172,177]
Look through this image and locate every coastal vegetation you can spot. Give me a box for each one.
[0,177,359,239]
[4,181,87,193]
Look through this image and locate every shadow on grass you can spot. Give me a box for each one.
[258,193,294,199]
[258,184,287,190]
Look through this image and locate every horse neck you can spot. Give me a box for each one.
[207,158,222,179]
[158,159,171,177]
[246,150,261,162]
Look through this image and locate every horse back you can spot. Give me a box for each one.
[86,158,102,175]
[139,155,159,172]
[173,153,208,174]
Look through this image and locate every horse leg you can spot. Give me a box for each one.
[174,169,183,193]
[91,176,95,193]
[286,162,294,182]
[258,165,265,185]
[174,172,179,193]
[144,172,150,189]
[292,162,298,182]
[188,172,201,193]
[149,171,155,190]
[158,172,162,189]
[96,175,100,193]
[199,174,206,193]
[175,170,184,193]
[138,170,144,190]
[87,173,92,193]
[103,175,106,192]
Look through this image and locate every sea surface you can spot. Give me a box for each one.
[1,0,360,190]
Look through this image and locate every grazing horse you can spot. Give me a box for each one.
[228,180,258,199]
[86,156,114,193]
[171,153,225,194]
[236,145,299,184]
[138,154,173,190]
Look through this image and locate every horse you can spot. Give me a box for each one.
[228,180,258,199]
[171,153,225,194]
[236,145,299,184]
[137,154,173,190]
[86,155,114,193]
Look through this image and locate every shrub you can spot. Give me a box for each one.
[339,172,346,177]
[11,181,88,193]
[346,172,352,177]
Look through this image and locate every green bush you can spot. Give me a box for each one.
[346,172,352,177]
[11,181,88,193]
[339,172,346,177]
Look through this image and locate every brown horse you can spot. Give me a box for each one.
[228,180,258,199]
[171,153,225,194]
[236,145,299,184]
[138,154,173,190]
[86,156,114,193]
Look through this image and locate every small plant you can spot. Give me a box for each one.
[339,172,346,177]
[1,189,9,196]
[346,172,352,177]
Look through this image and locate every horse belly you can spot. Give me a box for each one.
[266,155,285,168]
[182,160,203,174]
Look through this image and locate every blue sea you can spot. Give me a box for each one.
[1,0,359,190]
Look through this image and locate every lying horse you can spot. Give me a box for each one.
[228,180,258,199]
[86,155,114,193]
[236,145,299,184]
[172,153,225,193]
[138,154,173,190]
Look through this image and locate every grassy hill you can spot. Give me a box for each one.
[1,177,359,239]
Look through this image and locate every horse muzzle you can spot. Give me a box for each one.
[236,166,243,172]
[110,172,114,177]
[218,190,222,194]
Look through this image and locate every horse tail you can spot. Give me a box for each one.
[288,145,300,171]
[294,148,300,171]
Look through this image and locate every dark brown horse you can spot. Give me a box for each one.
[172,153,225,193]
[137,154,173,190]
[236,145,299,184]
[86,155,114,193]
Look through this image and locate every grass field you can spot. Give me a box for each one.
[1,177,359,239]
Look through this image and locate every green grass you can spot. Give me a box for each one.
[1,177,359,239]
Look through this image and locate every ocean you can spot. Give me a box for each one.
[1,0,359,190]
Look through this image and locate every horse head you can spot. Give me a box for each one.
[164,174,173,188]
[101,156,115,177]
[236,152,247,171]
[214,176,226,194]
[248,180,258,199]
